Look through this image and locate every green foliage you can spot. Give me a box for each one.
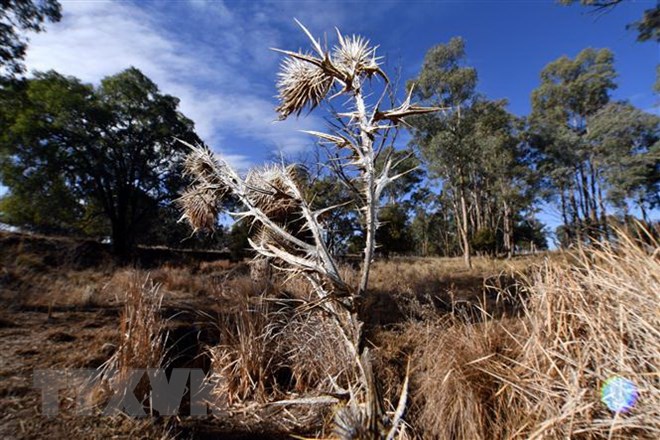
[410,38,541,261]
[410,37,479,186]
[531,48,617,123]
[409,188,462,257]
[529,47,619,241]
[376,203,413,257]
[411,37,477,107]
[0,0,62,77]
[0,68,201,257]
[227,219,251,261]
[0,176,80,234]
[587,101,660,214]
[629,4,660,42]
[470,228,497,255]
[560,1,659,42]
[515,218,548,251]
[529,47,659,245]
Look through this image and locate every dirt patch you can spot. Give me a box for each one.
[46,332,77,343]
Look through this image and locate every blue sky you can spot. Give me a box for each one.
[10,0,660,237]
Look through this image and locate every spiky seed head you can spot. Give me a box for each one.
[184,145,227,187]
[178,185,222,232]
[332,34,380,81]
[333,403,371,440]
[253,224,296,254]
[276,55,332,120]
[245,165,300,221]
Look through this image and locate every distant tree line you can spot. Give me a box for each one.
[0,0,657,263]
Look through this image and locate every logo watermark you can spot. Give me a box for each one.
[33,369,221,417]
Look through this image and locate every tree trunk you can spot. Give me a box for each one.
[110,190,135,262]
[460,190,472,269]
[111,219,132,262]
[570,191,582,245]
[596,174,609,240]
[503,199,513,259]
[639,198,648,224]
[588,160,600,238]
[560,190,570,245]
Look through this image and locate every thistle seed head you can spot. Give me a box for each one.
[183,144,226,187]
[178,185,222,232]
[333,403,371,440]
[245,165,300,221]
[333,34,381,80]
[276,55,332,120]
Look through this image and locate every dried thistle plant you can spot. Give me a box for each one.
[276,56,333,119]
[180,20,440,439]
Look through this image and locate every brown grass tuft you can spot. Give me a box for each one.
[208,291,276,405]
[101,273,166,404]
[403,317,517,440]
[404,231,659,439]
[206,275,353,409]
[488,232,660,439]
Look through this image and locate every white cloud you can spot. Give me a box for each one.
[24,0,342,170]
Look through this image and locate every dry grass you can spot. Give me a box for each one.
[100,273,166,406]
[488,233,659,439]
[275,309,353,394]
[374,314,519,440]
[395,232,659,440]
[3,229,657,439]
[207,282,276,405]
[206,274,353,409]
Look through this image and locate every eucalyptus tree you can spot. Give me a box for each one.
[529,47,617,242]
[560,0,659,112]
[560,1,659,42]
[0,0,62,77]
[587,101,660,222]
[409,187,461,257]
[409,38,539,262]
[409,37,478,267]
[470,99,537,257]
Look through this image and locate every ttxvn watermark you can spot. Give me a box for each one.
[33,368,221,417]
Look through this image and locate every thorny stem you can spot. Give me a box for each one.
[351,77,388,435]
[181,24,436,437]
[354,79,377,302]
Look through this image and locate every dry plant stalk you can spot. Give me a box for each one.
[179,20,439,439]
[207,297,275,405]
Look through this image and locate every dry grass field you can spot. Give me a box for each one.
[0,231,657,439]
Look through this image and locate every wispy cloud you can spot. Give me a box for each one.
[24,0,355,170]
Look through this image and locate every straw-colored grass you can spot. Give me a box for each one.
[100,273,166,406]
[207,275,354,408]
[401,231,659,439]
[489,233,659,439]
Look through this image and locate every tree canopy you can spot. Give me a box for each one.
[0,0,61,77]
[560,1,659,42]
[409,37,540,264]
[527,47,659,242]
[0,68,202,257]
